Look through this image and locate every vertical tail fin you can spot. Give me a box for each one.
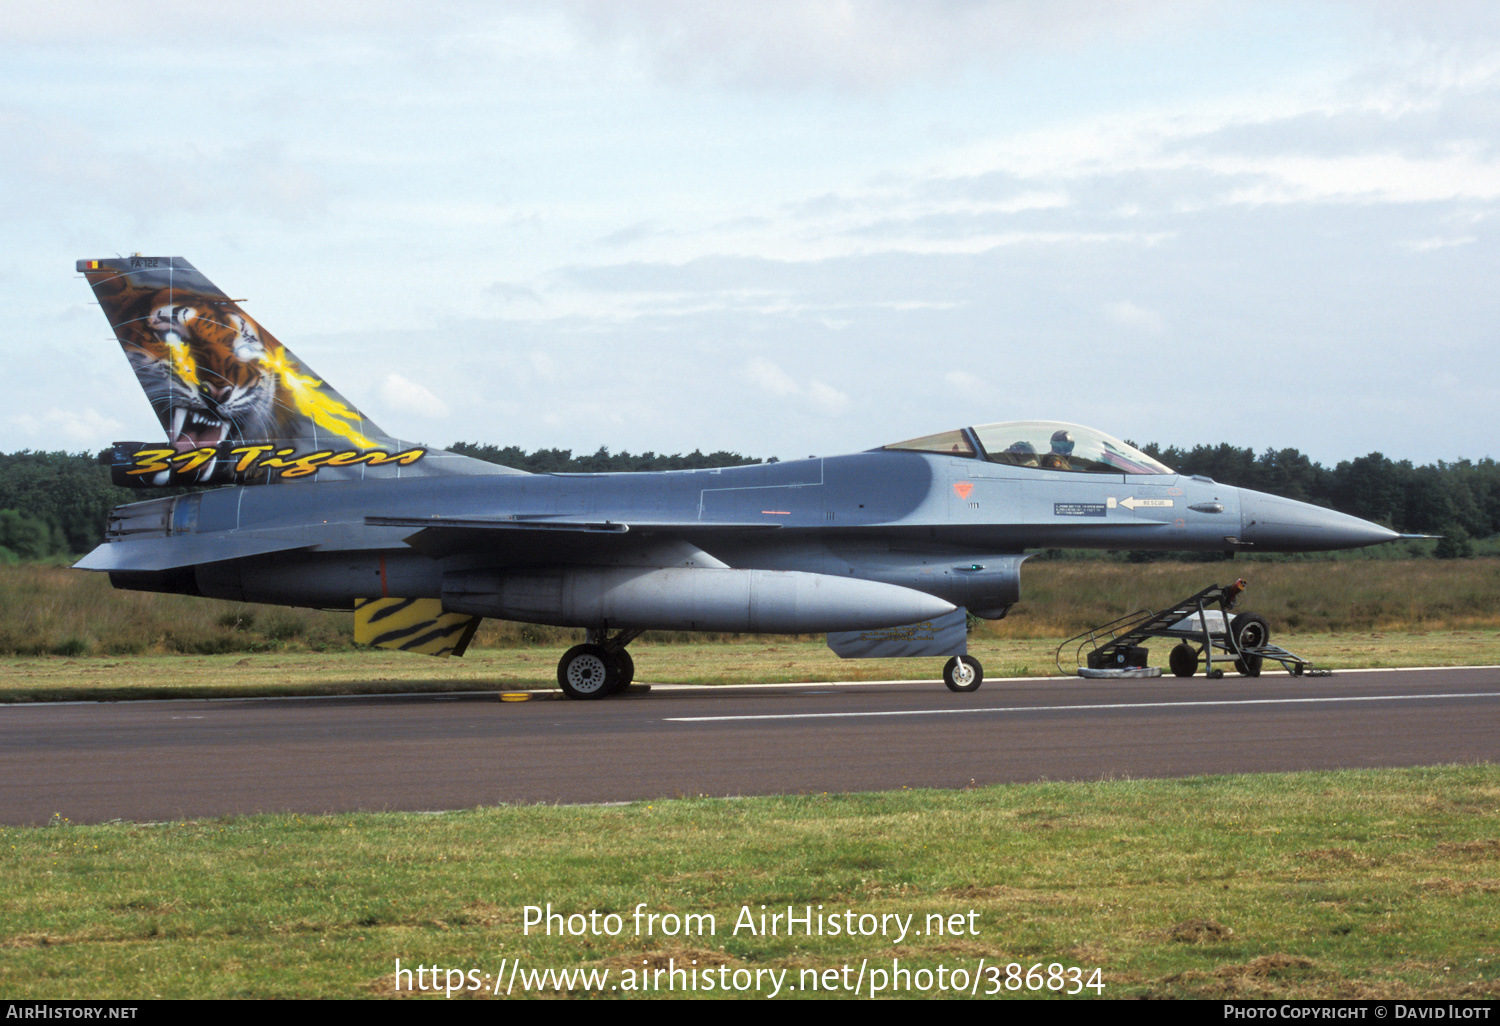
[78,257,518,485]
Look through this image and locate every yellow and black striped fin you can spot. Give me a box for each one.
[353,598,480,657]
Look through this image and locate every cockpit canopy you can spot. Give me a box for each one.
[882,421,1174,475]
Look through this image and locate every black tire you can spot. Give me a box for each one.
[1235,656,1264,678]
[1230,613,1270,651]
[1169,644,1199,678]
[557,644,618,700]
[610,649,635,692]
[943,655,983,692]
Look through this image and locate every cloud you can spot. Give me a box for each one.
[0,110,332,222]
[600,220,666,247]
[486,281,544,304]
[806,380,851,415]
[1402,234,1477,251]
[743,357,850,415]
[744,357,800,397]
[555,0,1217,91]
[944,370,987,392]
[0,0,430,43]
[378,374,449,418]
[9,408,122,447]
[1104,301,1164,333]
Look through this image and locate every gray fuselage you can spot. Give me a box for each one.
[87,449,1396,633]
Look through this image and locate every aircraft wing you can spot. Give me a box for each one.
[366,515,783,533]
[365,514,783,560]
[364,513,1171,561]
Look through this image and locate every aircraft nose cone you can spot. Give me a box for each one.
[1239,490,1399,551]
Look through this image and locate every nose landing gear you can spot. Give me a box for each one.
[943,655,984,692]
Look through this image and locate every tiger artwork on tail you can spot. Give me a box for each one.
[80,257,391,484]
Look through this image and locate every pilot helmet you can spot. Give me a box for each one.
[1050,429,1075,455]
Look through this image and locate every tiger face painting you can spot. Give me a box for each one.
[80,257,407,485]
[126,293,285,453]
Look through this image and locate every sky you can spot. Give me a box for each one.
[3,1,1497,467]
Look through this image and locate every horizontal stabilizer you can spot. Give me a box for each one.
[73,534,314,573]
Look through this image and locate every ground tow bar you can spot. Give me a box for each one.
[1055,580,1330,679]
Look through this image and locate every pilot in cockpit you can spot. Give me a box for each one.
[1042,429,1074,470]
[1004,440,1040,468]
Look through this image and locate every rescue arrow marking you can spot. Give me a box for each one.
[1108,496,1175,511]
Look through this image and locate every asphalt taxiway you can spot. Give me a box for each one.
[1,666,1496,825]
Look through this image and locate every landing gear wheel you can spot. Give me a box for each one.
[943,655,983,693]
[1169,644,1199,678]
[610,649,635,692]
[557,644,618,700]
[1235,656,1264,677]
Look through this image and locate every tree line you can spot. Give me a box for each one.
[446,443,766,474]
[0,442,1494,561]
[1134,443,1496,553]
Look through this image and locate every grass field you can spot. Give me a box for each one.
[2,768,1497,999]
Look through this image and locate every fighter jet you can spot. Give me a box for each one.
[74,257,1400,697]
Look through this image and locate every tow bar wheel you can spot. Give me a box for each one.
[1230,613,1270,677]
[1231,613,1270,650]
[1169,643,1199,678]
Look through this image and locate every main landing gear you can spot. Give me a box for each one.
[556,629,641,700]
